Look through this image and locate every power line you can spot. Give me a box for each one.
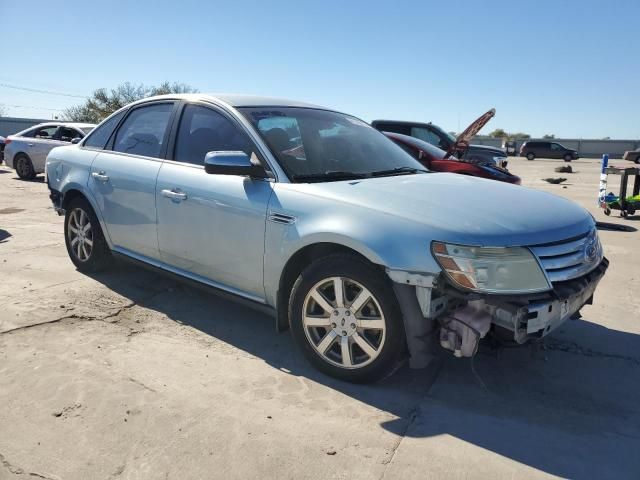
[0,103,65,112]
[0,82,88,99]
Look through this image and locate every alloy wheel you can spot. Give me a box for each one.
[302,276,386,369]
[67,208,94,262]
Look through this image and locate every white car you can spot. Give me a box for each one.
[3,122,95,179]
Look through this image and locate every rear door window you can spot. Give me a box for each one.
[375,123,411,135]
[410,127,447,149]
[33,126,59,140]
[113,103,174,159]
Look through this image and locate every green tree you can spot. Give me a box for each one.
[489,128,507,138]
[64,82,197,123]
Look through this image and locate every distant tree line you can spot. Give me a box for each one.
[488,128,532,140]
[64,82,198,123]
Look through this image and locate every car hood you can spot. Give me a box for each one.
[284,173,593,246]
[448,108,496,157]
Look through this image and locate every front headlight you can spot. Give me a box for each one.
[432,242,550,294]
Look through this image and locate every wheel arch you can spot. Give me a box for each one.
[275,242,382,332]
[60,184,112,247]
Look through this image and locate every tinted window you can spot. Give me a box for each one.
[174,104,254,165]
[375,123,411,135]
[411,127,448,149]
[59,127,83,142]
[113,103,174,158]
[33,126,59,139]
[84,110,126,149]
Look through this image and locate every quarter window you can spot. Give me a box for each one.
[84,110,126,150]
[174,104,254,165]
[113,103,174,158]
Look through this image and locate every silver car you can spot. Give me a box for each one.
[4,122,95,179]
[45,94,607,383]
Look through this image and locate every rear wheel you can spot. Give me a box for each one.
[526,152,535,161]
[15,154,36,180]
[289,254,405,383]
[64,197,111,272]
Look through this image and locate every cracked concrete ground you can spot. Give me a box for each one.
[0,158,639,479]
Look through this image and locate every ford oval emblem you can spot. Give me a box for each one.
[584,229,599,263]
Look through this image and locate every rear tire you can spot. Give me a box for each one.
[15,154,36,180]
[526,152,535,161]
[289,254,406,383]
[64,196,111,272]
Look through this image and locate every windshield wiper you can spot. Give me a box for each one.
[370,166,428,177]
[291,171,368,183]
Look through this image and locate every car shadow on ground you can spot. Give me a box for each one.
[0,229,11,242]
[85,263,640,479]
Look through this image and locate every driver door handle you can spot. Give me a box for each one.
[161,189,188,201]
[91,171,109,182]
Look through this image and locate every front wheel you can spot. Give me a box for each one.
[526,152,535,161]
[64,196,111,272]
[289,254,406,383]
[564,154,573,162]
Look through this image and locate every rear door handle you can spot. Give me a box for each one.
[91,171,109,182]
[161,189,188,201]
[27,143,34,147]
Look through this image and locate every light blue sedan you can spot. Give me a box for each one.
[45,94,607,382]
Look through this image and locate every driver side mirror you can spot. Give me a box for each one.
[204,151,269,178]
[71,137,82,144]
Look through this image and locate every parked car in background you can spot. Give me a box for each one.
[372,109,508,167]
[622,149,640,164]
[0,136,5,163]
[4,122,95,179]
[46,94,607,383]
[385,132,521,184]
[520,141,579,161]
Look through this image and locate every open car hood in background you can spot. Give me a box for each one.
[446,108,496,158]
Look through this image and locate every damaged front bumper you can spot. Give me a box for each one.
[389,257,609,361]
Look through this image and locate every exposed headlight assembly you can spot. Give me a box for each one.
[432,242,550,294]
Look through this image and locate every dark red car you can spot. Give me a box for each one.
[385,132,522,184]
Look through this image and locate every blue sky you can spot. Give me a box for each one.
[1,0,638,138]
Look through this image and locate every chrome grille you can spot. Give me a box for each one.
[529,228,603,283]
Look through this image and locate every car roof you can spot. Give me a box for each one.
[371,119,433,128]
[27,122,96,129]
[131,93,332,111]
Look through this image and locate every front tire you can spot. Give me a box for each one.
[526,152,535,161]
[64,196,111,272]
[564,154,573,162]
[15,154,36,180]
[289,254,406,383]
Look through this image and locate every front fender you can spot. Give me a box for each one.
[263,187,442,306]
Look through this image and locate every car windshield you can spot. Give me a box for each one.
[81,127,94,134]
[239,107,428,182]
